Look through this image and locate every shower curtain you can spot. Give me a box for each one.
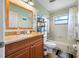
[68,6,78,56]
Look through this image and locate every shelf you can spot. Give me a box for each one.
[37,21,45,23]
[37,16,48,41]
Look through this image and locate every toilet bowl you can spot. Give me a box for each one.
[44,41,56,49]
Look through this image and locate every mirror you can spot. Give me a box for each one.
[6,0,33,30]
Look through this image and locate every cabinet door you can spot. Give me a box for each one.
[30,39,44,58]
[26,47,30,58]
[35,42,44,58]
[30,44,36,58]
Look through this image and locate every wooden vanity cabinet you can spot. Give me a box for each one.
[5,35,44,58]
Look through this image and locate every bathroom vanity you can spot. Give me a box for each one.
[5,0,44,58]
[5,32,44,58]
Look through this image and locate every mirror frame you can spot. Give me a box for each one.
[6,0,33,30]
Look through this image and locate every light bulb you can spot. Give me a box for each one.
[28,1,34,5]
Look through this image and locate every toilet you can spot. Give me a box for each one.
[44,41,57,56]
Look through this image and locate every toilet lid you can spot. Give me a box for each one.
[45,42,56,46]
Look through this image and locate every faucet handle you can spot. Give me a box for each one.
[20,31,26,34]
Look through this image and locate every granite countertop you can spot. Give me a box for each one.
[5,32,43,44]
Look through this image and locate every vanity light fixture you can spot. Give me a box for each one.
[23,0,28,2]
[23,0,34,6]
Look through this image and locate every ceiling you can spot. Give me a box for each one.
[36,0,77,12]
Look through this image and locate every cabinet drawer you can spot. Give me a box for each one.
[29,35,43,43]
[6,47,29,58]
[34,38,43,44]
[5,39,28,56]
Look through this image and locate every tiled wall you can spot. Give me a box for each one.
[49,8,69,42]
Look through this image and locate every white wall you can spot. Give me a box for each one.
[77,0,79,58]
[0,0,5,58]
[78,0,79,40]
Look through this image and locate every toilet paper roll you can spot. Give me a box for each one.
[72,44,77,50]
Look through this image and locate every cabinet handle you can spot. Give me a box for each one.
[31,45,35,48]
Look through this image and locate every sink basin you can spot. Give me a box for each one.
[17,34,33,39]
[17,34,28,39]
[5,32,40,44]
